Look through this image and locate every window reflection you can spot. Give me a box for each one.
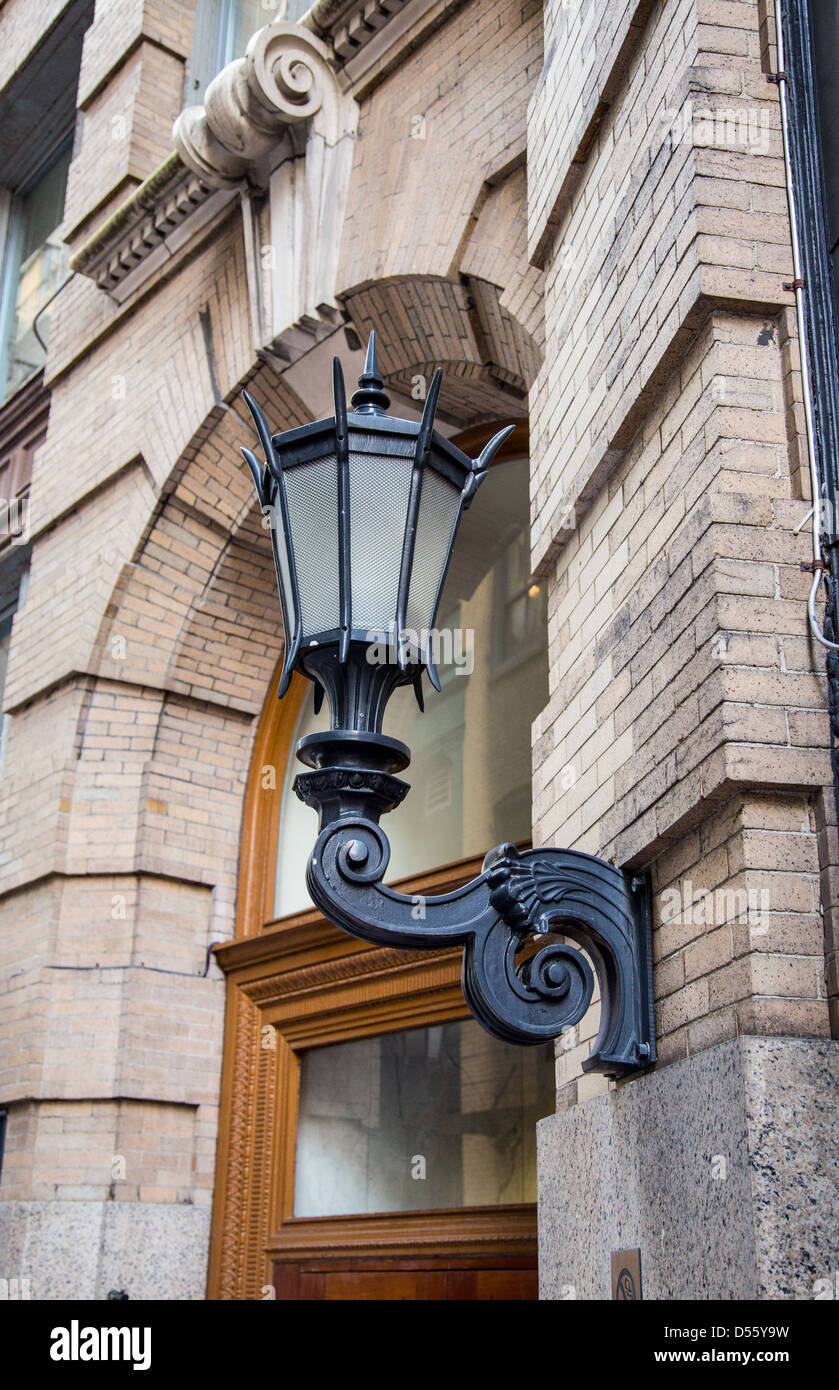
[0,145,72,402]
[293,1019,555,1217]
[274,453,548,916]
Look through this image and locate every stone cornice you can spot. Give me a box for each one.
[305,0,466,94]
[306,0,414,61]
[70,19,355,298]
[69,153,226,294]
[69,1,434,300]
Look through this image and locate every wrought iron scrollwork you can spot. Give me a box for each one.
[306,818,655,1076]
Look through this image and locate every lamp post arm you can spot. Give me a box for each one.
[306,817,655,1077]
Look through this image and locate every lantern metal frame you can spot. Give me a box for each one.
[241,337,655,1076]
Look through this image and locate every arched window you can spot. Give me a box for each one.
[274,425,548,914]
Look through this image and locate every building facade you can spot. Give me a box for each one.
[0,0,837,1300]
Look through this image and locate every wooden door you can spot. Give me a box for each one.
[274,1255,538,1300]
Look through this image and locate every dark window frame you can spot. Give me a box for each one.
[0,137,74,405]
[781,0,839,523]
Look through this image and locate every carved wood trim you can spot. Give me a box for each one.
[209,937,469,1297]
[243,1019,280,1299]
[268,1205,537,1262]
[211,989,259,1299]
[243,944,452,1001]
[234,665,307,941]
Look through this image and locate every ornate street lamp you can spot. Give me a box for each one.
[241,337,655,1075]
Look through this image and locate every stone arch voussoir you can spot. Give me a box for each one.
[341,273,542,429]
[91,360,310,717]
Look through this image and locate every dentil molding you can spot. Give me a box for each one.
[74,20,358,362]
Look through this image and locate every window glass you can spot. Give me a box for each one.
[188,0,311,104]
[0,144,71,401]
[0,613,15,770]
[293,1018,555,1217]
[273,454,548,916]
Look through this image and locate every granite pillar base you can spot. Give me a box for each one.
[537,1037,839,1300]
[0,1200,211,1300]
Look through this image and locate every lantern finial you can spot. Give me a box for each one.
[351,331,391,415]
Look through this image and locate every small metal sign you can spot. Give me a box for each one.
[611,1249,642,1300]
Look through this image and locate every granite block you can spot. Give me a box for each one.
[537,1037,839,1300]
[0,1200,211,1300]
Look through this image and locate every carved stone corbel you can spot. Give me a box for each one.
[174,21,354,190]
[173,20,358,360]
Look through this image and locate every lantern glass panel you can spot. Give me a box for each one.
[347,449,413,634]
[405,464,462,637]
[283,454,341,638]
[274,453,547,918]
[271,517,296,640]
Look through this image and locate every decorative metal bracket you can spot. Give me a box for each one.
[305,815,655,1077]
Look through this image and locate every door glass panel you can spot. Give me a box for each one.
[274,454,548,915]
[293,1018,555,1217]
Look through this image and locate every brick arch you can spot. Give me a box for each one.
[90,362,309,718]
[91,148,545,714]
[339,154,544,429]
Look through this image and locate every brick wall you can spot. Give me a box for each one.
[0,0,554,1294]
[0,0,74,94]
[64,0,196,241]
[529,0,835,1103]
[338,0,544,290]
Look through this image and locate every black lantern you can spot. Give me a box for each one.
[242,335,512,823]
[241,339,655,1073]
